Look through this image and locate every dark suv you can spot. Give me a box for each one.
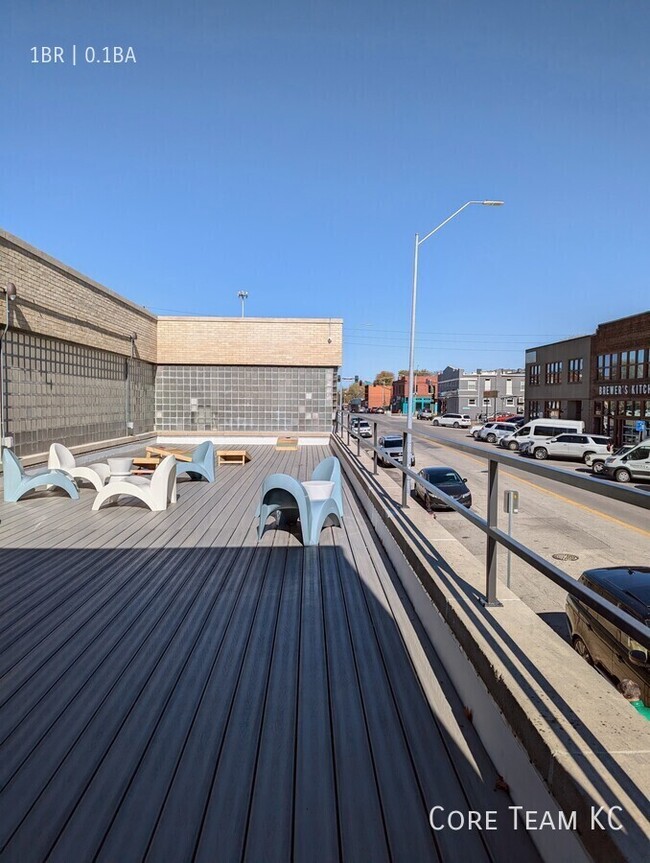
[566,567,650,704]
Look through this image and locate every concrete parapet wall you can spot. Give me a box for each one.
[331,435,650,863]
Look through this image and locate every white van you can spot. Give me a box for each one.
[600,438,650,483]
[499,418,585,452]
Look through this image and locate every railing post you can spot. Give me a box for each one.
[484,458,502,607]
[356,429,360,457]
[346,414,350,446]
[401,430,409,507]
[373,422,378,475]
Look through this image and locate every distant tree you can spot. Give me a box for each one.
[344,382,365,402]
[374,370,394,386]
[397,368,433,378]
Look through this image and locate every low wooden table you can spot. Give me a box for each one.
[217,449,250,466]
[133,457,161,468]
[145,446,193,463]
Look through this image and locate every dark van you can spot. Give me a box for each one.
[566,567,650,704]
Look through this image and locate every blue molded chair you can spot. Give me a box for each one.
[176,441,215,483]
[256,456,344,547]
[2,447,79,503]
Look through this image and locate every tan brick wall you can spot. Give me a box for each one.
[157,317,343,366]
[0,230,158,362]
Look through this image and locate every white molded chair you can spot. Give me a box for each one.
[92,455,177,512]
[48,443,110,492]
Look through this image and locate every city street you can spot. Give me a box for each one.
[354,414,650,639]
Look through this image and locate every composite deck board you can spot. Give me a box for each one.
[0,444,539,862]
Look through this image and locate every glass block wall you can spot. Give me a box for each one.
[4,330,155,456]
[155,366,335,432]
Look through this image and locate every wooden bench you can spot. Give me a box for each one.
[217,449,250,466]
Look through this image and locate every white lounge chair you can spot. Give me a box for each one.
[48,443,111,492]
[92,455,177,512]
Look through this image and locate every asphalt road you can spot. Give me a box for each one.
[352,414,650,639]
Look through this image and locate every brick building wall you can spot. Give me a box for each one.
[365,384,392,409]
[157,317,342,366]
[0,230,342,453]
[0,230,158,362]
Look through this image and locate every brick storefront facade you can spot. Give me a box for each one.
[592,312,650,446]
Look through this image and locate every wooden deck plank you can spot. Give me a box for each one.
[140,547,278,863]
[242,544,303,863]
[193,539,290,862]
[321,524,445,863]
[292,546,340,863]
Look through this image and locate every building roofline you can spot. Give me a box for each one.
[526,334,593,353]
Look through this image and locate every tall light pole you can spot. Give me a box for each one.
[237,290,249,318]
[405,201,504,491]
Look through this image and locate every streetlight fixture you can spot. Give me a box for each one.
[237,291,249,318]
[404,201,504,494]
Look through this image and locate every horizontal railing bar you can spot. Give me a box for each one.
[338,414,650,649]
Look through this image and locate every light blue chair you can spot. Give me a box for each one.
[2,447,79,503]
[256,456,343,547]
[175,441,215,483]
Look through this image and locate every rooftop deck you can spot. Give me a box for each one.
[0,444,538,862]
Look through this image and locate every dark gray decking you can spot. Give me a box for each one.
[0,444,539,862]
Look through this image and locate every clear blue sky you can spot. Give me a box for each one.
[2,0,648,381]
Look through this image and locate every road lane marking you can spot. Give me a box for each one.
[415,434,650,539]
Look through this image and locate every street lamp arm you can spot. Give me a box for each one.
[418,201,483,246]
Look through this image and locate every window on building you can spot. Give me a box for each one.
[597,353,620,380]
[545,362,562,385]
[529,365,540,386]
[528,400,542,418]
[467,398,477,406]
[506,378,513,395]
[620,349,647,380]
[466,379,477,390]
[505,397,515,406]
[545,400,562,417]
[568,358,583,383]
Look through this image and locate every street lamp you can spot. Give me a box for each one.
[237,290,249,318]
[404,201,504,493]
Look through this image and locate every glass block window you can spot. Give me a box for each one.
[155,366,335,433]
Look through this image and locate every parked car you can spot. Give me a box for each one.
[414,466,472,511]
[499,418,586,451]
[566,567,650,705]
[586,444,635,475]
[600,439,650,483]
[528,433,612,463]
[432,413,471,428]
[478,421,519,444]
[470,421,495,439]
[417,409,433,420]
[375,407,385,414]
[350,417,372,438]
[377,435,415,466]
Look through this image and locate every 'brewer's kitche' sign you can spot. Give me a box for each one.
[597,382,650,397]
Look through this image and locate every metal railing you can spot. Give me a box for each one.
[335,410,650,649]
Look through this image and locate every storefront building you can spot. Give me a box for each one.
[524,335,593,429]
[592,312,650,446]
